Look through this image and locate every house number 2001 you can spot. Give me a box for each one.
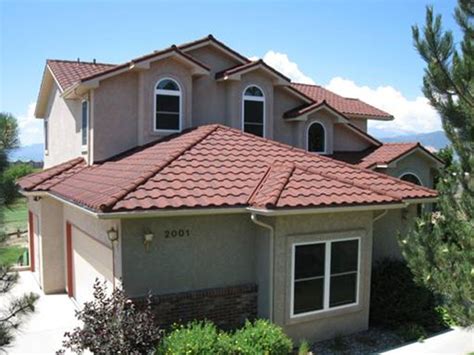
[164,229,191,239]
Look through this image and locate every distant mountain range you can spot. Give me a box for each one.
[6,131,450,162]
[378,131,449,151]
[8,143,44,162]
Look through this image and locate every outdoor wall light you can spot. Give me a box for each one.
[107,227,119,243]
[144,231,155,252]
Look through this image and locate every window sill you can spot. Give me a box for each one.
[44,150,49,156]
[286,302,362,325]
[81,146,88,154]
[152,129,182,135]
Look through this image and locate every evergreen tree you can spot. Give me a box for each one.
[399,0,473,326]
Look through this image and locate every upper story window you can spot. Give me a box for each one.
[155,78,181,132]
[44,119,49,153]
[81,100,89,148]
[399,172,422,186]
[292,238,360,317]
[307,122,326,153]
[242,85,265,137]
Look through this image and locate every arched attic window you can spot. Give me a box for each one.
[307,122,326,153]
[155,78,181,132]
[242,85,265,137]
[400,172,424,215]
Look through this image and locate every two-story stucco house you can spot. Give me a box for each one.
[19,35,442,343]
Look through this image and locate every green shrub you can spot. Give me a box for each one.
[395,323,427,342]
[370,258,444,331]
[298,340,310,354]
[232,319,293,355]
[157,321,231,355]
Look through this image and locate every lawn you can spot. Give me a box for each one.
[0,246,28,266]
[1,198,28,234]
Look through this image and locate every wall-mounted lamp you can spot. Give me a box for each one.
[144,231,154,252]
[107,227,119,244]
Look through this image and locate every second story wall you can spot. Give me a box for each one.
[44,85,85,168]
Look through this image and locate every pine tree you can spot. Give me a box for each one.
[399,0,473,326]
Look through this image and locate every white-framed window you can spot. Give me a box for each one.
[44,118,49,153]
[399,172,423,186]
[242,85,265,137]
[307,121,326,153]
[81,100,89,148]
[154,78,181,132]
[291,237,360,318]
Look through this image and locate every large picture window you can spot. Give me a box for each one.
[292,238,359,317]
[307,122,326,153]
[155,78,181,131]
[242,85,264,137]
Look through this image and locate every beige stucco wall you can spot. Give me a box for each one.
[92,72,138,161]
[372,205,417,261]
[43,85,86,168]
[348,118,368,132]
[120,213,258,298]
[333,123,373,152]
[272,211,373,343]
[383,150,437,188]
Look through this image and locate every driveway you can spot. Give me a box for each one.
[382,327,474,355]
[2,271,79,354]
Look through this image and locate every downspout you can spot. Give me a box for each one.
[250,213,274,322]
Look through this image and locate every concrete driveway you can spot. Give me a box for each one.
[2,271,79,354]
[382,327,474,355]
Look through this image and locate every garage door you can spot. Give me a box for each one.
[71,226,113,305]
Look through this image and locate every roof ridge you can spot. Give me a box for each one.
[47,59,116,66]
[100,125,220,212]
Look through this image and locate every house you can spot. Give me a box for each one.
[19,35,442,343]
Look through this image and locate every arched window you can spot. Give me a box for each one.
[400,172,423,215]
[399,172,422,186]
[242,85,265,137]
[307,122,326,153]
[155,78,181,131]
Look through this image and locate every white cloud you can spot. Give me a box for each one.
[17,102,43,146]
[325,77,442,135]
[259,51,315,85]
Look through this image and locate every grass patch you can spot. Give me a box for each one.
[0,246,27,266]
[1,198,28,234]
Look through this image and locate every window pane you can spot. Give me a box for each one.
[331,240,358,274]
[308,123,325,152]
[244,100,264,124]
[295,243,325,279]
[294,278,324,314]
[244,86,263,97]
[44,120,48,151]
[82,101,88,146]
[400,174,422,185]
[156,113,180,130]
[329,273,357,307]
[156,94,179,113]
[157,79,179,91]
[244,124,263,137]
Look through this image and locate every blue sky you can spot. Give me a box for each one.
[0,0,460,145]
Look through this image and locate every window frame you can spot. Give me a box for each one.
[81,99,89,150]
[399,172,423,186]
[241,85,265,138]
[290,236,361,319]
[154,77,182,133]
[306,121,327,154]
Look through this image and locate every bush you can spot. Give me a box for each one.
[157,321,231,355]
[158,319,293,355]
[370,258,444,331]
[395,323,427,342]
[232,319,293,355]
[58,279,161,354]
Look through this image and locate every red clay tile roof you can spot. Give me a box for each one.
[291,83,393,119]
[330,142,442,169]
[47,60,115,91]
[19,125,436,213]
[215,59,291,82]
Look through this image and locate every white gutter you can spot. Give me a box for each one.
[247,203,406,216]
[250,213,274,322]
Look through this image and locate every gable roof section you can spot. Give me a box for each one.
[291,83,393,120]
[330,142,443,169]
[47,60,116,92]
[19,125,436,213]
[215,59,291,84]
